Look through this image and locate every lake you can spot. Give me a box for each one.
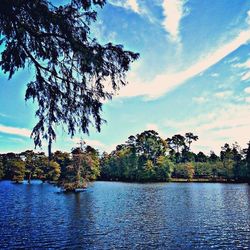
[0,181,249,249]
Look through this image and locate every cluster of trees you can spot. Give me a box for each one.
[100,130,174,182]
[1,130,250,189]
[100,131,250,183]
[0,144,100,191]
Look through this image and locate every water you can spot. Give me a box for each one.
[0,181,249,249]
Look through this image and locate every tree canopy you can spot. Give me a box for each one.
[0,0,139,157]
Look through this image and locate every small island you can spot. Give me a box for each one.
[1,130,250,190]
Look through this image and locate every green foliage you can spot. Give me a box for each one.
[21,150,48,183]
[167,134,186,155]
[244,142,250,181]
[174,162,195,180]
[59,145,101,191]
[195,152,208,162]
[0,131,250,186]
[100,131,172,182]
[155,156,174,181]
[0,159,4,180]
[193,162,223,178]
[46,161,61,182]
[194,162,213,178]
[10,159,26,183]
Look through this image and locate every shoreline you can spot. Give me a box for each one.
[1,178,249,185]
[96,178,249,184]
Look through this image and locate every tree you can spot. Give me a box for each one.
[244,141,250,182]
[220,143,234,180]
[53,151,71,181]
[167,134,186,154]
[46,160,61,182]
[84,145,100,181]
[60,145,101,191]
[174,162,194,180]
[181,147,196,163]
[185,132,198,151]
[231,143,242,180]
[0,0,139,159]
[0,159,4,180]
[136,130,167,164]
[20,150,39,183]
[99,130,173,182]
[195,151,208,162]
[10,158,26,183]
[155,155,173,181]
[209,151,219,162]
[194,162,213,178]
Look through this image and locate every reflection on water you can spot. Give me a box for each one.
[0,181,249,249]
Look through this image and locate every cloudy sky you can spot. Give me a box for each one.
[0,0,250,154]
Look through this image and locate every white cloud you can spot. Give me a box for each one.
[119,27,250,99]
[0,124,31,137]
[192,96,208,104]
[226,56,239,64]
[164,104,250,153]
[108,0,140,13]
[211,73,219,77]
[244,86,250,94]
[241,71,250,81]
[234,59,250,69]
[214,90,233,99]
[245,96,250,103]
[233,58,250,81]
[247,10,250,25]
[85,139,105,148]
[127,0,140,13]
[162,0,188,42]
[146,123,159,131]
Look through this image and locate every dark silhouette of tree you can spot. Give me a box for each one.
[181,147,196,163]
[195,151,207,162]
[220,143,234,180]
[0,157,4,180]
[209,151,219,162]
[244,141,250,183]
[231,143,242,180]
[0,0,139,159]
[185,132,198,151]
[167,134,186,153]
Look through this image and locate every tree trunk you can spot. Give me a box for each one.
[28,172,31,184]
[48,137,52,161]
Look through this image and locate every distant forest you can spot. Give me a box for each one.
[1,130,250,190]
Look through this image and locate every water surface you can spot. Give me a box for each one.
[0,181,249,249]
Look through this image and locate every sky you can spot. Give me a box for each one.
[0,0,250,155]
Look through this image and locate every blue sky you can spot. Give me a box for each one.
[0,0,250,154]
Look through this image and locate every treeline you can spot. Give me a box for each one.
[100,131,250,182]
[1,130,250,190]
[0,146,100,191]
